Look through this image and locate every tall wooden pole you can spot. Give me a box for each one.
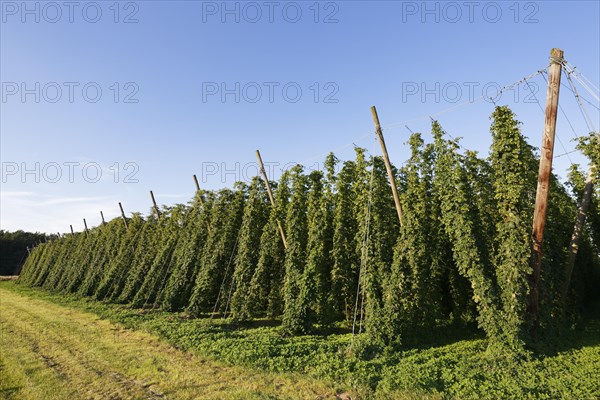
[529,48,564,336]
[256,150,288,249]
[150,190,161,219]
[371,106,403,227]
[563,164,595,299]
[119,202,128,230]
[100,211,106,226]
[70,225,74,235]
[83,218,89,235]
[193,174,205,206]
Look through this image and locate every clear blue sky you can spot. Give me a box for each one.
[1,0,599,233]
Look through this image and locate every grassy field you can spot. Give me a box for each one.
[0,282,351,400]
[1,281,599,399]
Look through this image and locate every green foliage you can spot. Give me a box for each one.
[187,186,246,316]
[304,170,335,325]
[489,106,537,349]
[432,120,502,342]
[384,134,440,343]
[94,214,145,301]
[282,165,311,334]
[131,205,188,308]
[79,220,127,296]
[16,106,600,354]
[117,215,162,303]
[161,192,213,311]
[330,161,359,321]
[248,175,289,318]
[361,156,400,342]
[230,177,270,320]
[574,133,600,257]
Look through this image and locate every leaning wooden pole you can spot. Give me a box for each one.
[83,218,89,235]
[150,190,161,219]
[256,149,288,249]
[193,174,205,206]
[100,211,106,226]
[371,106,403,227]
[529,48,564,336]
[70,225,74,235]
[562,164,596,299]
[119,202,128,230]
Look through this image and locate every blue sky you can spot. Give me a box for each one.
[1,0,599,233]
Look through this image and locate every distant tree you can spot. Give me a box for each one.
[0,230,52,275]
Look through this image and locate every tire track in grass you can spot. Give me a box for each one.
[0,285,347,400]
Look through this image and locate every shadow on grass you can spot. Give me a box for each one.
[399,322,483,350]
[532,316,600,357]
[0,386,23,398]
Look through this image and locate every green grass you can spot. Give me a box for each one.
[2,281,599,399]
[0,283,351,399]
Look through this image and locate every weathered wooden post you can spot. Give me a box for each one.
[150,190,161,219]
[371,106,403,227]
[119,202,128,229]
[193,174,205,206]
[83,218,89,235]
[256,149,288,249]
[100,211,106,226]
[529,48,564,336]
[70,225,74,235]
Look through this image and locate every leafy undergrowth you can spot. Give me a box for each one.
[4,282,599,399]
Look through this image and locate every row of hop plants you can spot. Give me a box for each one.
[19,106,600,351]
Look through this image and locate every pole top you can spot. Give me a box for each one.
[370,106,382,129]
[550,48,564,61]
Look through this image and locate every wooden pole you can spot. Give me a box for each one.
[119,202,128,229]
[150,190,161,219]
[83,218,89,235]
[193,174,205,206]
[256,149,288,249]
[563,164,595,299]
[100,211,106,226]
[371,106,403,227]
[529,48,564,336]
[70,225,74,235]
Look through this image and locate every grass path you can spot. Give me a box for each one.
[0,284,348,400]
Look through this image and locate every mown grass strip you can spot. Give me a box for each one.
[0,282,351,400]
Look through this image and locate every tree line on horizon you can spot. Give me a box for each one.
[0,230,53,275]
